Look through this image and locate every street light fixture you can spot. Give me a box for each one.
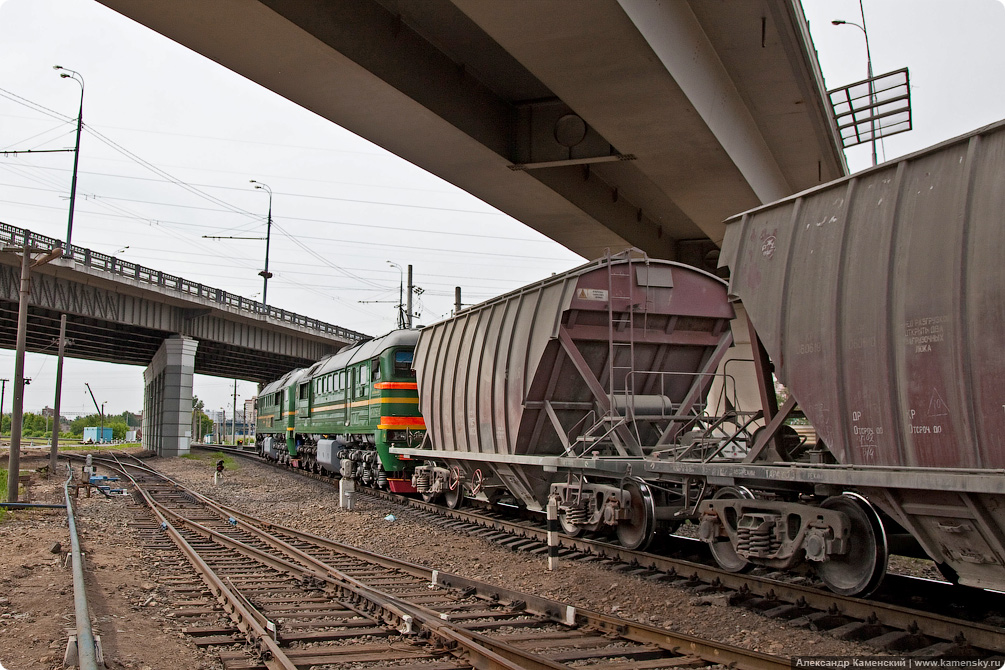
[250,180,274,308]
[832,9,877,166]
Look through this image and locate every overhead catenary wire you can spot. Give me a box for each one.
[0,86,74,123]
[0,85,576,331]
[0,163,553,242]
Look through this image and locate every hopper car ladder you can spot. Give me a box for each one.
[567,251,651,457]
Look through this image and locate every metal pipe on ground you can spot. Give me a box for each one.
[0,502,66,509]
[63,464,99,670]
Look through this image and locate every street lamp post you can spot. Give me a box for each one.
[832,5,877,166]
[50,65,84,474]
[387,261,405,329]
[249,180,273,308]
[53,66,84,252]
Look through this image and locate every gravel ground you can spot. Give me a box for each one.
[0,447,881,668]
[150,451,875,658]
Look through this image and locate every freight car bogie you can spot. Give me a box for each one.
[547,475,681,550]
[412,462,501,509]
[698,487,889,596]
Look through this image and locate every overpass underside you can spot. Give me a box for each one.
[0,301,313,381]
[98,0,846,264]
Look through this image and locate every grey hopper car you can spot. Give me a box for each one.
[691,119,1005,594]
[395,251,744,549]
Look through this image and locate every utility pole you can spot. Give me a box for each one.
[48,330,68,474]
[8,240,31,502]
[0,378,7,435]
[232,380,237,446]
[6,233,62,502]
[455,287,462,315]
[406,265,413,329]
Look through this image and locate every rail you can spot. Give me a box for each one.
[108,454,787,670]
[0,222,368,343]
[193,447,1005,656]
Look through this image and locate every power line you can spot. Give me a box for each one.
[0,179,554,244]
[0,87,73,123]
[0,159,508,218]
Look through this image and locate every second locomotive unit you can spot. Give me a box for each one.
[257,329,424,492]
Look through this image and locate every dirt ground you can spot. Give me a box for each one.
[0,447,875,669]
[0,449,219,670]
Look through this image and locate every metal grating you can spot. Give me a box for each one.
[828,68,912,149]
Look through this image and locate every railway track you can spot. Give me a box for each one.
[97,454,789,670]
[192,445,1005,659]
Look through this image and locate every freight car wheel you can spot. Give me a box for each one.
[817,493,888,597]
[559,510,585,537]
[616,478,656,551]
[708,486,754,573]
[443,486,464,509]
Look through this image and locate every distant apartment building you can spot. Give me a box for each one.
[244,397,257,432]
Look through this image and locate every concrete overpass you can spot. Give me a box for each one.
[0,223,366,455]
[96,0,847,268]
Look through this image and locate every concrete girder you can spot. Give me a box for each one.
[96,0,845,262]
[616,0,791,204]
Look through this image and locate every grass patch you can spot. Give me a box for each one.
[182,451,237,470]
[60,442,140,452]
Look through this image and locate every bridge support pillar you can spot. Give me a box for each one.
[142,336,199,457]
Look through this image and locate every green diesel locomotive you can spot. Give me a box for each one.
[256,329,424,492]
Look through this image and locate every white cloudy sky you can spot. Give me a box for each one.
[0,0,1002,418]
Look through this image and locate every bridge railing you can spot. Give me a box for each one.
[0,223,368,343]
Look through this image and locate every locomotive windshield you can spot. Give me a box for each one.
[394,350,415,378]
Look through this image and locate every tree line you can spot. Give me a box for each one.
[0,410,141,440]
[2,396,220,441]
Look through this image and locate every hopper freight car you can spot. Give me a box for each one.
[642,119,1005,596]
[394,252,754,549]
[254,121,1005,598]
[257,329,424,490]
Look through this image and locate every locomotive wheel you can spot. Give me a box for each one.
[616,478,656,551]
[816,493,888,596]
[421,490,442,504]
[707,486,754,573]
